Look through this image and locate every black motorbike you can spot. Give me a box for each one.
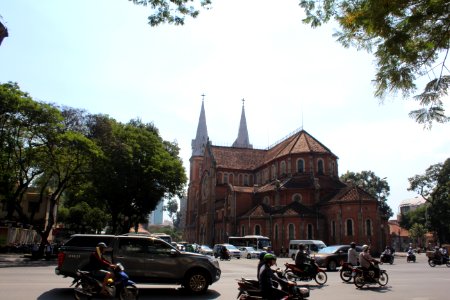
[352,262,389,289]
[380,253,394,264]
[428,255,450,267]
[406,252,416,263]
[339,262,355,282]
[282,259,328,285]
[220,248,231,261]
[72,263,138,300]
[236,270,310,300]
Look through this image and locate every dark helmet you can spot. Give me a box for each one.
[259,251,267,261]
[298,243,305,250]
[97,242,107,249]
[350,242,356,248]
[263,253,276,262]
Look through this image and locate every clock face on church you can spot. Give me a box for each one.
[201,175,209,200]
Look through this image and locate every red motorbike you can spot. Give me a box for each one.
[339,262,354,282]
[352,262,389,288]
[282,260,327,285]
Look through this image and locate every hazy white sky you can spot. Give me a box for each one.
[1,0,449,216]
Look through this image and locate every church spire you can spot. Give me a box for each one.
[191,94,209,156]
[232,99,253,149]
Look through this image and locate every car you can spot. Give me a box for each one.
[239,246,261,259]
[313,244,362,271]
[213,244,241,259]
[199,245,214,256]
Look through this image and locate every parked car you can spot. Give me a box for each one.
[199,245,214,256]
[213,244,241,259]
[313,244,362,271]
[239,246,261,259]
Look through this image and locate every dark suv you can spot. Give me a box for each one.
[56,234,221,293]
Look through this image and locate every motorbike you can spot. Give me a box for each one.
[72,263,138,300]
[282,259,328,285]
[236,269,310,300]
[428,255,450,267]
[406,252,416,263]
[380,253,394,264]
[220,249,231,261]
[352,262,389,288]
[339,262,355,282]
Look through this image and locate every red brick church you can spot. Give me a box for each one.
[183,100,389,254]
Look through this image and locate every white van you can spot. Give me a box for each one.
[288,240,327,260]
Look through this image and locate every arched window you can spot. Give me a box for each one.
[331,221,336,238]
[241,225,245,236]
[366,219,372,236]
[238,174,243,185]
[271,164,277,180]
[263,196,270,205]
[254,224,261,235]
[223,173,228,184]
[280,161,286,176]
[274,224,279,240]
[292,194,302,203]
[346,219,354,236]
[229,174,234,184]
[307,224,313,239]
[244,175,249,186]
[297,159,305,173]
[318,159,324,175]
[288,224,295,240]
[331,162,335,175]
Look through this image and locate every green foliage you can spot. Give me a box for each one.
[58,202,110,233]
[408,158,450,243]
[130,0,211,26]
[340,170,393,219]
[399,205,427,230]
[409,223,427,247]
[299,0,450,128]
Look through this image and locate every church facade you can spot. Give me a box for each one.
[183,100,389,254]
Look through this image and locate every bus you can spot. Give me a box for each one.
[228,235,271,251]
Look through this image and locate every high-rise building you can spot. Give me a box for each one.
[149,200,164,225]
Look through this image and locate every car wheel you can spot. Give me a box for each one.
[327,260,337,271]
[184,271,209,294]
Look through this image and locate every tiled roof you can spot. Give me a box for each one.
[210,129,337,170]
[327,185,376,203]
[211,146,265,170]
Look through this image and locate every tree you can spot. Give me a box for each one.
[340,170,393,219]
[409,223,427,248]
[164,198,179,227]
[130,0,211,26]
[89,116,187,233]
[299,0,450,128]
[399,205,427,230]
[408,158,450,243]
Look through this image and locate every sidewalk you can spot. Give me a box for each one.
[0,253,57,268]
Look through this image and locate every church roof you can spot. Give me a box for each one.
[326,184,376,204]
[211,129,337,171]
[211,146,266,170]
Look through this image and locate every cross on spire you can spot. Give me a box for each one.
[201,93,206,102]
[242,98,245,106]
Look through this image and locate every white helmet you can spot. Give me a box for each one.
[362,245,369,251]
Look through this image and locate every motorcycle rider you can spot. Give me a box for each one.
[295,243,311,273]
[381,246,392,262]
[359,245,380,279]
[86,242,115,295]
[348,242,358,266]
[434,246,443,264]
[257,251,267,278]
[258,253,285,300]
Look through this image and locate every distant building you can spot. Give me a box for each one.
[149,201,164,225]
[398,196,427,216]
[184,99,389,254]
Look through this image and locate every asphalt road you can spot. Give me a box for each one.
[0,253,449,299]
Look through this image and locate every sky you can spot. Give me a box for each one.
[1,0,449,217]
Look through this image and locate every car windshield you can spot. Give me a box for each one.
[244,247,256,251]
[201,245,212,250]
[318,245,343,254]
[225,244,239,250]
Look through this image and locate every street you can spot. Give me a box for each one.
[0,253,449,299]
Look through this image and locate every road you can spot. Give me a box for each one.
[0,253,449,299]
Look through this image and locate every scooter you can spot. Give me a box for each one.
[283,259,328,285]
[72,263,138,300]
[339,262,354,282]
[352,262,389,289]
[428,255,450,267]
[380,253,394,264]
[406,252,416,263]
[236,269,310,299]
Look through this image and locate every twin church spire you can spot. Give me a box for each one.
[191,95,252,157]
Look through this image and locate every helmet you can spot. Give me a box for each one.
[298,243,305,250]
[350,242,356,248]
[362,245,369,251]
[97,242,107,249]
[263,253,276,262]
[259,251,267,261]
